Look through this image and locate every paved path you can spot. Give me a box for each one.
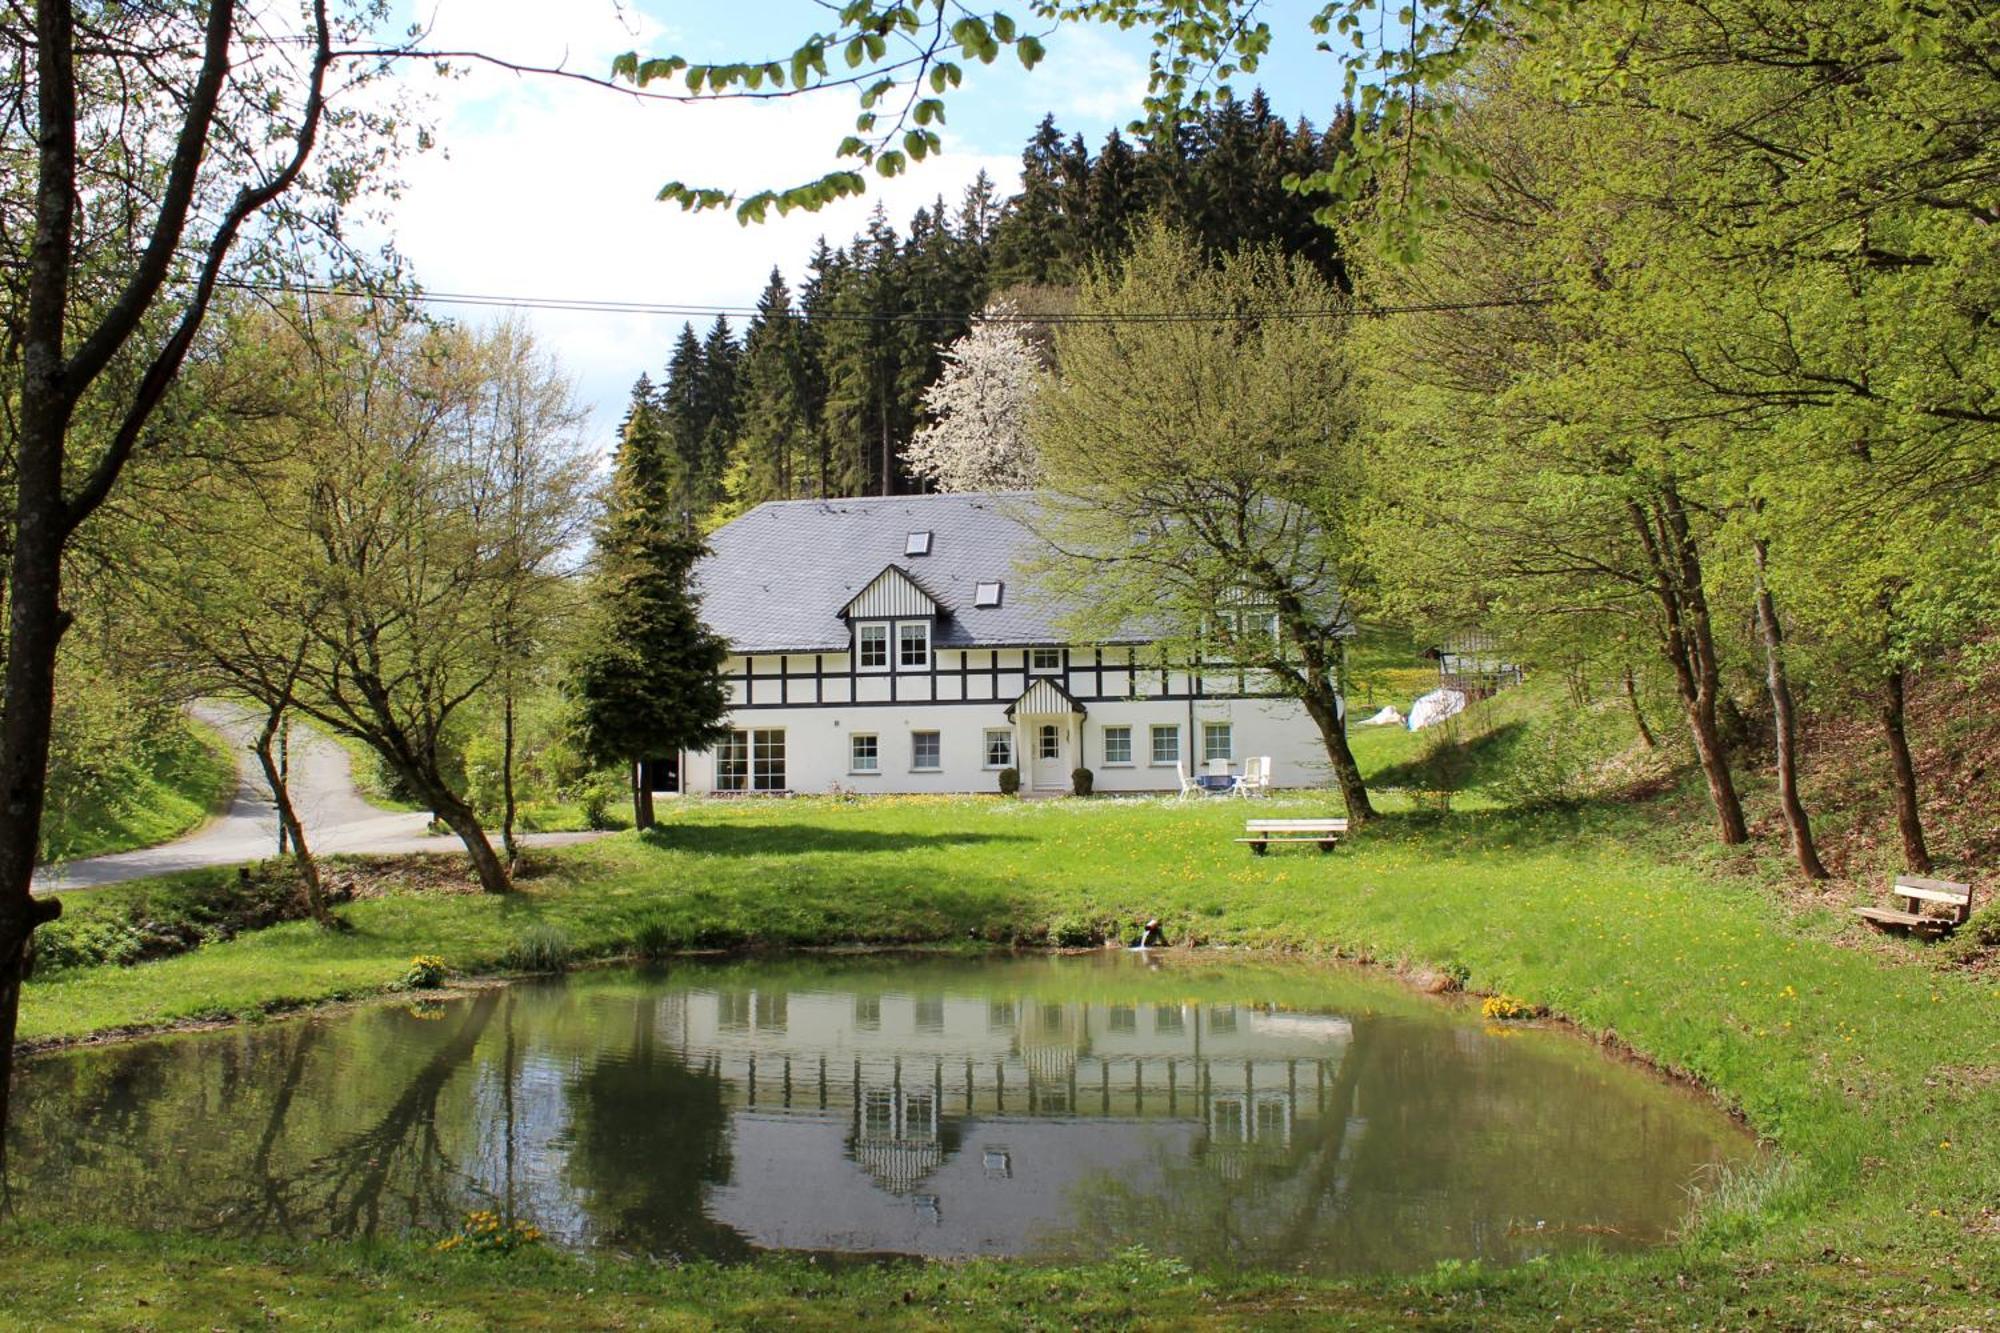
[35,702,605,891]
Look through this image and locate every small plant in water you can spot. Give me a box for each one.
[435,1209,545,1255]
[403,954,447,989]
[1481,993,1540,1021]
[504,924,572,973]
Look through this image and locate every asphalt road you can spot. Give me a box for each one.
[36,701,604,891]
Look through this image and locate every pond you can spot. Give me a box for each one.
[7,954,1756,1275]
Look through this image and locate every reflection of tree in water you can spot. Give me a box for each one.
[561,996,746,1260]
[220,988,505,1239]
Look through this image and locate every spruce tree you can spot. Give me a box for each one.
[573,403,731,830]
[725,268,810,511]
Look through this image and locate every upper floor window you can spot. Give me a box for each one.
[898,621,930,669]
[857,623,888,670]
[1029,647,1061,674]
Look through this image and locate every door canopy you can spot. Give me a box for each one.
[1005,677,1086,720]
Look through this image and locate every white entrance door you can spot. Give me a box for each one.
[1030,720,1066,790]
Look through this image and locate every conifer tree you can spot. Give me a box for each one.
[573,398,731,829]
[724,269,811,511]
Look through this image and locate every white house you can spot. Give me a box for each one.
[679,492,1333,795]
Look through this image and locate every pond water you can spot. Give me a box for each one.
[8,954,1755,1274]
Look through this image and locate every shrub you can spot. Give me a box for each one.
[998,766,1021,796]
[1049,915,1101,948]
[404,954,448,989]
[503,924,572,973]
[1493,711,1596,810]
[1071,766,1094,797]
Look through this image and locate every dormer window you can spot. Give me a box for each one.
[974,580,1003,608]
[905,531,933,556]
[857,623,888,670]
[898,621,931,669]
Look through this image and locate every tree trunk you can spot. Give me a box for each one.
[500,689,520,868]
[429,789,511,894]
[253,707,328,923]
[1622,665,1658,750]
[1751,537,1828,880]
[631,762,656,831]
[1879,665,1931,874]
[1628,493,1748,845]
[1301,689,1375,824]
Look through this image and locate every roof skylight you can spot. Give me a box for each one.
[905,531,933,556]
[974,580,1003,608]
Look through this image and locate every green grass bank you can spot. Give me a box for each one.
[8,794,1996,1328]
[37,714,236,864]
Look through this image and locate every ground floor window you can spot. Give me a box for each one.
[850,732,878,773]
[717,728,786,791]
[984,729,1013,768]
[1102,725,1132,765]
[1150,723,1180,765]
[912,730,941,771]
[1203,722,1233,764]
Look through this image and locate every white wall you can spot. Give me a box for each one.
[680,689,1331,796]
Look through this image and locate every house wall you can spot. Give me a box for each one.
[682,649,1332,795]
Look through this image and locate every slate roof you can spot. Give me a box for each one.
[695,492,1105,653]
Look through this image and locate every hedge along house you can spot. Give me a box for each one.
[682,492,1332,796]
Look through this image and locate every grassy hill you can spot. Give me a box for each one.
[38,714,237,865]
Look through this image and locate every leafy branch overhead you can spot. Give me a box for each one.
[611,2,1279,223]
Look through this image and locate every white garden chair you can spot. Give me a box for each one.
[1175,761,1199,799]
[1231,755,1272,798]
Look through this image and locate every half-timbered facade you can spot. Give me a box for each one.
[682,492,1330,795]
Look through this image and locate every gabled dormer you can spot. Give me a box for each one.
[842,564,944,673]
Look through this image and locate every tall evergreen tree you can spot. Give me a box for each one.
[724,269,811,511]
[659,324,708,528]
[573,402,731,829]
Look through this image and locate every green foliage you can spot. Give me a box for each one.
[434,1210,545,1255]
[39,704,235,865]
[1070,766,1093,797]
[998,766,1021,796]
[402,955,447,989]
[502,924,572,975]
[29,862,313,976]
[1047,914,1101,948]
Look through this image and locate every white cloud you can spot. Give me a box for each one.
[372,3,1020,454]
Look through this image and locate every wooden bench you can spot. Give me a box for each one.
[1236,819,1349,855]
[1853,874,1974,936]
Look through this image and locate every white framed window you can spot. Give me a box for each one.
[1203,722,1233,764]
[897,621,930,670]
[1102,725,1133,766]
[1028,647,1061,674]
[1038,724,1060,760]
[974,580,1003,608]
[850,733,879,773]
[1149,724,1180,766]
[857,623,888,670]
[983,729,1013,769]
[912,730,942,770]
[717,728,787,791]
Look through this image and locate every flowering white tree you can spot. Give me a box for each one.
[906,301,1043,492]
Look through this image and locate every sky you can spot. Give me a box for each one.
[371,1,1346,449]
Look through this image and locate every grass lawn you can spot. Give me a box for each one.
[10,789,1997,1328]
[37,716,237,864]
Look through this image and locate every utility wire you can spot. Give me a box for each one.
[205,274,1551,324]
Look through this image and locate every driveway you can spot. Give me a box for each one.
[36,701,606,891]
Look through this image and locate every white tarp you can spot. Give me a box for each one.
[1359,705,1405,727]
[1407,688,1467,731]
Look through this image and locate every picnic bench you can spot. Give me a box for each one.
[1236,818,1348,855]
[1853,874,1975,936]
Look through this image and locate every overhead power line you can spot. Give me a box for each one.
[208,275,1552,325]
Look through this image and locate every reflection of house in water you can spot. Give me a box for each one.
[650,987,1354,1257]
